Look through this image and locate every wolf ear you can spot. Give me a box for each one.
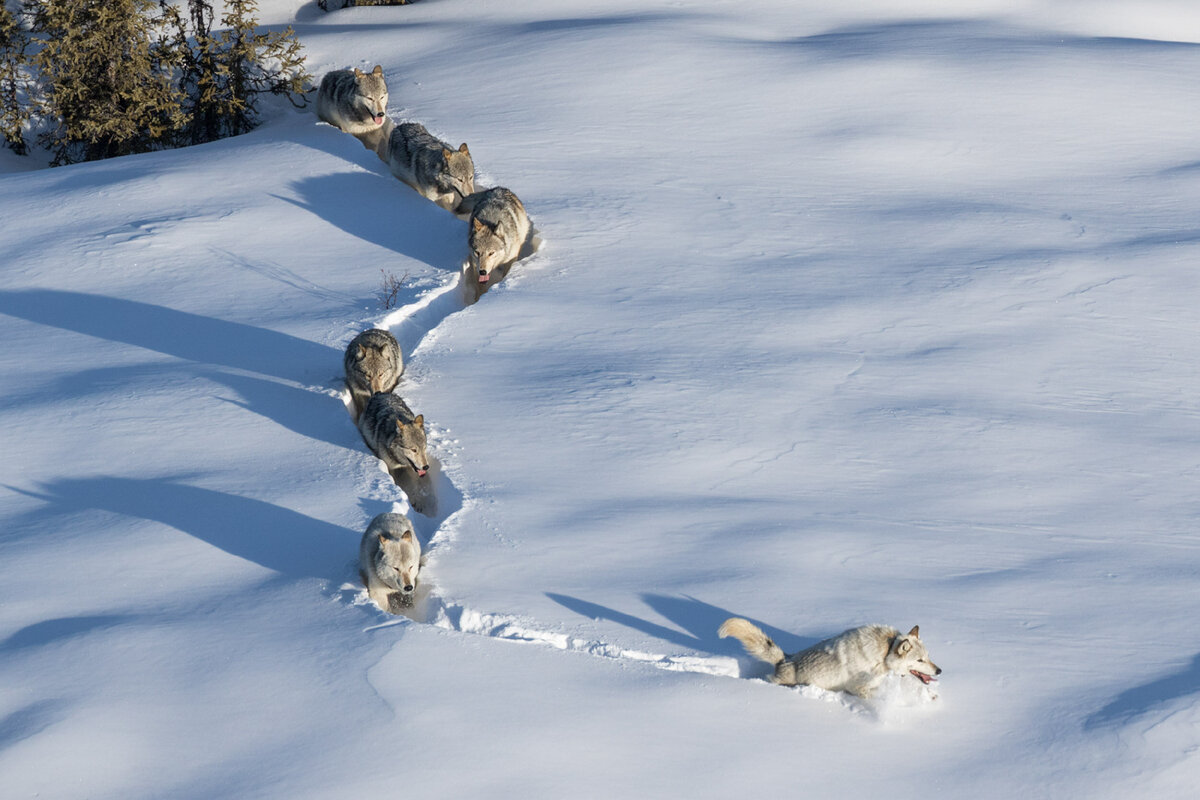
[353,67,364,78]
[458,143,470,155]
[413,414,424,427]
[377,532,388,546]
[897,639,912,655]
[356,344,365,360]
[395,418,406,430]
[372,65,383,75]
[908,625,920,638]
[442,148,453,160]
[472,218,486,232]
[400,530,413,542]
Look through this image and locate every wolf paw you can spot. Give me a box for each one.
[386,592,414,614]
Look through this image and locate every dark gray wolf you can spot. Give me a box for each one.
[381,121,475,211]
[344,328,403,420]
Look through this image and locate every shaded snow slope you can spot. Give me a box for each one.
[3,1,1200,797]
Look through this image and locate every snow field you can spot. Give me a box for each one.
[2,1,1200,797]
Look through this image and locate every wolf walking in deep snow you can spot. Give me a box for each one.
[380,121,475,211]
[357,392,429,478]
[359,512,423,613]
[357,391,436,515]
[719,618,941,698]
[316,66,389,141]
[463,187,531,287]
[344,328,403,420]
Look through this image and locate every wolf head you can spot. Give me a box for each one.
[387,413,430,477]
[376,529,421,600]
[885,625,942,686]
[469,217,508,283]
[438,144,475,205]
[352,341,398,394]
[352,65,389,127]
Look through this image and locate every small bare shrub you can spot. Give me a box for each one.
[377,269,407,309]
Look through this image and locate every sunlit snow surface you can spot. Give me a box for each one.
[2,1,1200,797]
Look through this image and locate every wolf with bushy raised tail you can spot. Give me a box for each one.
[359,513,423,613]
[381,121,475,211]
[719,618,941,698]
[316,65,389,139]
[462,187,530,287]
[344,328,403,420]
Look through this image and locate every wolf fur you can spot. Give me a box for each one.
[357,391,430,479]
[344,328,403,419]
[382,121,475,210]
[718,618,941,698]
[464,187,530,286]
[316,66,389,138]
[359,513,422,613]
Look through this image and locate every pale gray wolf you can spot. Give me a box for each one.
[358,392,429,477]
[719,618,941,698]
[316,66,389,139]
[344,328,403,419]
[382,121,475,210]
[359,512,423,613]
[463,187,530,286]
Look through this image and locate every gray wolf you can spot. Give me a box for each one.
[344,328,403,419]
[382,121,475,210]
[463,187,530,286]
[357,392,430,478]
[719,618,941,698]
[316,66,389,139]
[359,512,423,613]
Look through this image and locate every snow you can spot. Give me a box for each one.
[3,0,1200,796]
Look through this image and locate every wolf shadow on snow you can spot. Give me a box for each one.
[0,289,337,385]
[17,476,354,581]
[547,592,818,672]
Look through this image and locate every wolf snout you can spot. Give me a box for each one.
[402,584,414,593]
[417,466,428,476]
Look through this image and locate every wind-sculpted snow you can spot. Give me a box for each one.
[3,1,1200,798]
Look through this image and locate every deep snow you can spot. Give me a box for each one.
[2,1,1200,797]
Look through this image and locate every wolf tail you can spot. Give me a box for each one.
[718,617,785,665]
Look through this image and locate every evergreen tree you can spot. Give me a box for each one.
[0,1,29,154]
[214,0,310,138]
[32,0,184,164]
[163,0,309,144]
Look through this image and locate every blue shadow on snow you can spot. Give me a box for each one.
[0,700,68,754]
[0,289,337,384]
[19,476,354,581]
[273,171,465,271]
[1084,651,1200,730]
[546,592,815,658]
[0,614,135,652]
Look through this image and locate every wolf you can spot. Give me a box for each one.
[316,65,389,138]
[382,121,474,210]
[357,391,430,479]
[359,513,423,613]
[344,328,403,419]
[460,187,531,287]
[718,618,941,698]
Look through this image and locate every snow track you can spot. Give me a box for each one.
[334,196,752,685]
